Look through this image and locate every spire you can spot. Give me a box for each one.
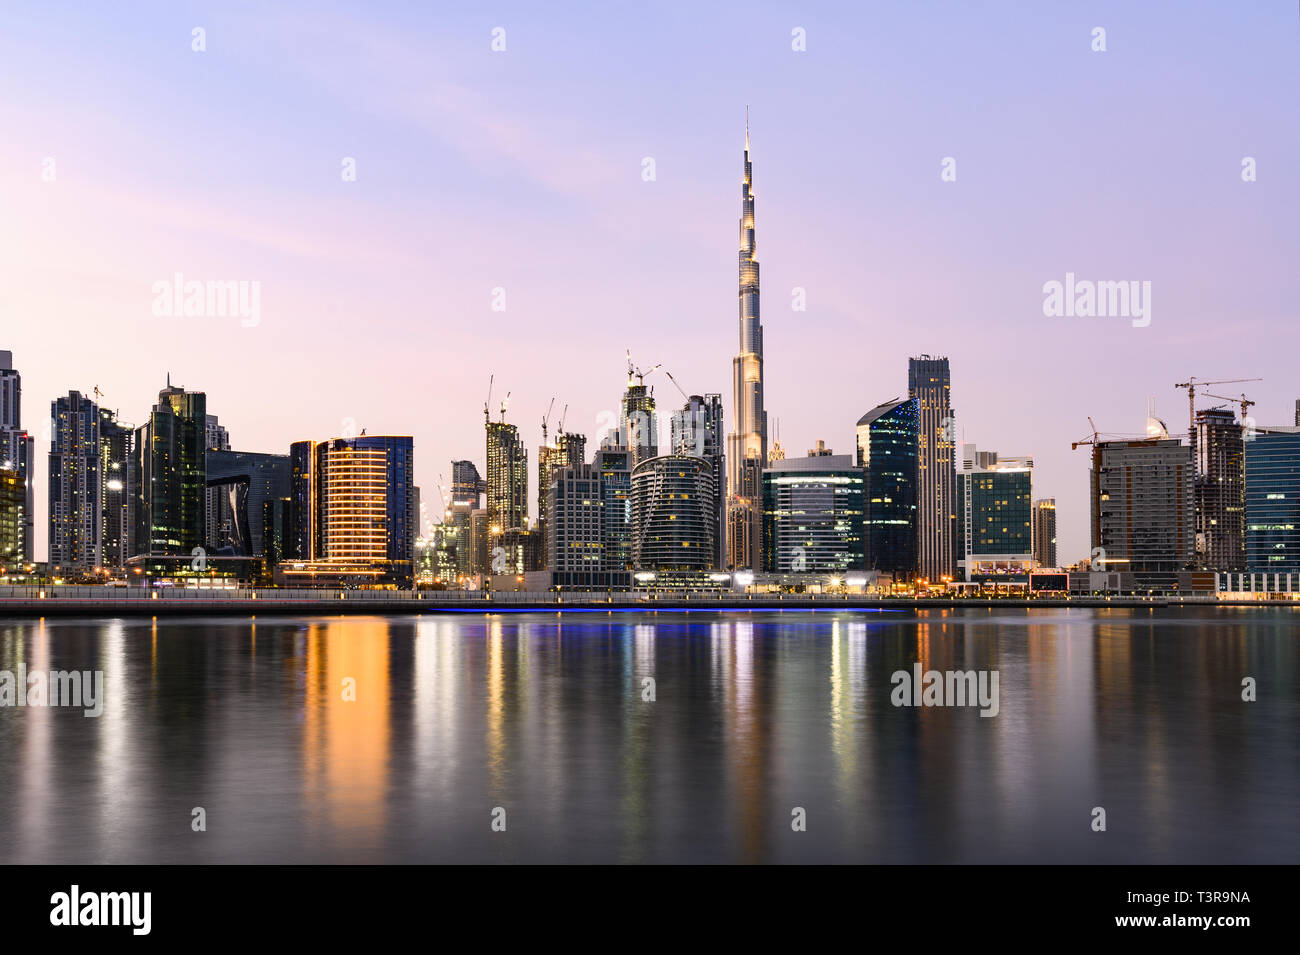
[745,105,749,151]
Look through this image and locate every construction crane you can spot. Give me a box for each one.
[541,397,556,448]
[483,375,494,424]
[435,473,449,517]
[1201,391,1255,424]
[1070,417,1150,451]
[557,403,569,434]
[626,349,661,388]
[1174,377,1262,438]
[664,370,691,403]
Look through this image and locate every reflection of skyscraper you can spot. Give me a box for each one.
[856,397,918,578]
[0,351,35,561]
[909,356,956,581]
[726,116,767,571]
[134,379,207,557]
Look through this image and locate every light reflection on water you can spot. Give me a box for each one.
[0,608,1296,863]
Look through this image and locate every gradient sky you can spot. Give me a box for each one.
[2,1,1297,564]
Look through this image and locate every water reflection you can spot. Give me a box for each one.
[0,608,1295,863]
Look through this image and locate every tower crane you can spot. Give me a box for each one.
[1200,392,1256,424]
[665,370,691,403]
[542,397,555,448]
[1174,377,1262,453]
[625,350,661,388]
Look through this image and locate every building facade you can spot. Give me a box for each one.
[1244,427,1300,574]
[908,356,957,582]
[725,118,768,572]
[1090,438,1194,574]
[281,435,415,587]
[631,455,718,574]
[1193,407,1245,571]
[856,398,918,579]
[205,450,291,557]
[134,380,207,558]
[760,453,865,574]
[1032,498,1057,569]
[0,351,35,561]
[486,415,527,536]
[670,394,726,569]
[957,445,1034,581]
[48,391,103,573]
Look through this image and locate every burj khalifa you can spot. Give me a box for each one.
[725,113,768,570]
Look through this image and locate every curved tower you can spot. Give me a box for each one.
[726,112,768,569]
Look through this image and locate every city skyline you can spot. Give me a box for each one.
[2,2,1298,565]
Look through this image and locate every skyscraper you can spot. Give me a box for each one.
[485,411,527,536]
[670,393,726,569]
[205,450,291,557]
[631,455,718,576]
[957,445,1034,581]
[134,379,207,558]
[449,459,484,579]
[0,351,35,561]
[761,453,865,574]
[726,114,767,571]
[856,398,919,579]
[99,407,135,570]
[1245,427,1300,574]
[1090,438,1194,574]
[1032,498,1057,569]
[48,391,103,573]
[1193,407,1245,572]
[538,430,586,541]
[281,434,415,588]
[909,355,957,582]
[621,367,658,472]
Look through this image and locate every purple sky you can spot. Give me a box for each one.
[2,1,1297,563]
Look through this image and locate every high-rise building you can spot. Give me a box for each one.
[205,450,291,557]
[807,440,833,457]
[469,507,489,575]
[203,413,230,552]
[593,446,632,575]
[909,355,957,582]
[856,398,919,579]
[48,391,103,574]
[280,435,415,588]
[447,459,484,579]
[761,454,865,574]
[0,351,35,561]
[1193,408,1245,572]
[0,467,23,567]
[538,431,586,539]
[1090,438,1194,574]
[726,115,768,572]
[670,394,726,569]
[99,407,135,570]
[621,372,659,471]
[1244,426,1300,574]
[486,412,527,535]
[1032,498,1057,569]
[631,455,719,574]
[134,380,207,558]
[957,445,1034,581]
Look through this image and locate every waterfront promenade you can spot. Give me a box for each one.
[0,584,1270,616]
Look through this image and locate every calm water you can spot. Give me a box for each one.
[1,607,1297,864]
